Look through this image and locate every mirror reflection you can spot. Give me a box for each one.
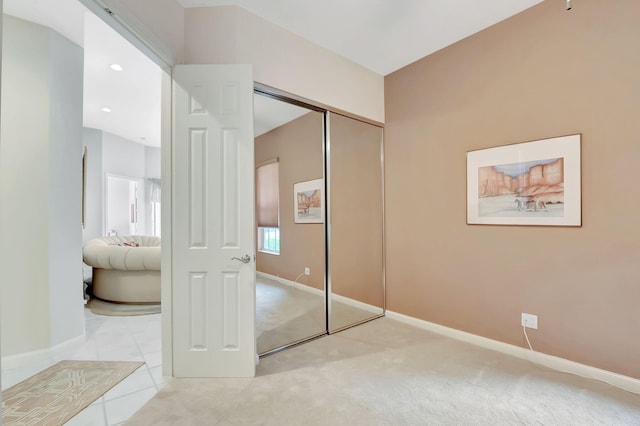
[254,93,326,355]
[328,113,385,332]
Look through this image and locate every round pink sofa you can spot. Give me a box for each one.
[82,235,161,303]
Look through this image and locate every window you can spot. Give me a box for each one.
[256,158,280,255]
[151,201,161,237]
[258,227,280,254]
[148,178,161,237]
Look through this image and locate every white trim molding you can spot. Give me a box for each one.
[331,293,382,315]
[1,335,86,371]
[257,271,382,315]
[385,310,640,395]
[257,271,324,297]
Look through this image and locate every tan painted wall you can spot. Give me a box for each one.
[255,112,325,290]
[384,0,640,379]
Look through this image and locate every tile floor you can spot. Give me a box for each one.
[2,308,164,425]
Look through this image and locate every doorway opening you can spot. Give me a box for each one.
[1,0,166,397]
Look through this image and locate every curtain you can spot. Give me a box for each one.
[148,178,161,203]
[256,158,279,228]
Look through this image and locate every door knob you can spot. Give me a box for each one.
[231,254,251,264]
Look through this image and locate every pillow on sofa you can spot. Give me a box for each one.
[107,241,140,247]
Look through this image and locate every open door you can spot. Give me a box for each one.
[172,64,256,377]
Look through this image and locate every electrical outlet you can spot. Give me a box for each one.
[521,313,538,329]
[304,267,310,275]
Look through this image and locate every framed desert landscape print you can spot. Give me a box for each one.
[466,134,581,226]
[294,178,324,223]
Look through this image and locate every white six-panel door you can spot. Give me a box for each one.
[172,64,256,377]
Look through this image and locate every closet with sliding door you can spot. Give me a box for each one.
[254,87,385,356]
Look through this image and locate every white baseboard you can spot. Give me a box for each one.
[257,271,324,297]
[1,335,86,371]
[331,293,383,315]
[385,310,640,395]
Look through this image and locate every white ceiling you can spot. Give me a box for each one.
[3,0,84,47]
[4,0,162,147]
[176,0,542,76]
[82,12,161,146]
[254,95,310,137]
[3,0,543,147]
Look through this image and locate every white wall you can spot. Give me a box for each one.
[1,0,5,383]
[184,6,385,123]
[101,131,150,236]
[0,15,84,357]
[83,130,160,238]
[82,128,103,244]
[102,131,147,179]
[0,15,51,357]
[145,146,161,179]
[47,28,85,347]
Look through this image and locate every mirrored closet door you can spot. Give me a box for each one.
[327,113,385,332]
[254,89,385,356]
[254,92,326,355]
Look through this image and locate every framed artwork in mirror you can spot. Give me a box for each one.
[294,178,324,223]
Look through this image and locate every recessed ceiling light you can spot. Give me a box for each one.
[109,63,123,71]
[101,107,112,113]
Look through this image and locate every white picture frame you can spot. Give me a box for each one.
[466,134,581,226]
[294,178,324,224]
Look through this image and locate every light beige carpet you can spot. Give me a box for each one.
[127,318,640,425]
[256,277,325,354]
[87,297,161,316]
[256,276,380,354]
[2,360,143,425]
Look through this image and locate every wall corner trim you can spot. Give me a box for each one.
[385,310,640,395]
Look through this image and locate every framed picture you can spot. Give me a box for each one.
[294,178,324,223]
[467,134,581,226]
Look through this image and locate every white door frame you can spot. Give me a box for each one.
[78,0,177,375]
[159,70,173,376]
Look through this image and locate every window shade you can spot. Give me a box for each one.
[256,159,279,228]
